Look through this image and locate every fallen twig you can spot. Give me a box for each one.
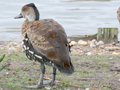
[43,77,101,90]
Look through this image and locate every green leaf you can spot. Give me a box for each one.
[0,64,8,71]
[0,54,5,62]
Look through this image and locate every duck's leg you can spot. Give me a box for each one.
[43,67,56,85]
[22,63,45,88]
[50,67,56,85]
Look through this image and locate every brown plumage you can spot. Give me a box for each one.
[117,7,120,23]
[14,3,74,88]
[24,19,71,70]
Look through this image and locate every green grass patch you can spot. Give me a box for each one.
[0,49,120,90]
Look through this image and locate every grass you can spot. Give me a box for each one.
[0,49,120,90]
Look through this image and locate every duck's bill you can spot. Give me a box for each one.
[14,13,23,19]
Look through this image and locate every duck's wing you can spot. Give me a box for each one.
[26,19,71,70]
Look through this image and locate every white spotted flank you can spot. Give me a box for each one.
[35,54,42,59]
[23,45,26,50]
[25,38,28,41]
[29,50,34,54]
[26,47,29,50]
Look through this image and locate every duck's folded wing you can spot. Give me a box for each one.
[26,19,71,70]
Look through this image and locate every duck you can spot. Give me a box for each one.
[14,3,74,89]
[117,7,120,23]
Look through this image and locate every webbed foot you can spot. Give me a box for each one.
[43,80,55,85]
[22,80,54,89]
[22,84,43,89]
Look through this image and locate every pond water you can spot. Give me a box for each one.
[0,0,120,41]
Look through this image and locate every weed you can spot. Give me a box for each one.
[15,67,20,72]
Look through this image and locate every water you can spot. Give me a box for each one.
[0,0,120,41]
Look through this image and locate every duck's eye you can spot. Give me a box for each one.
[22,8,25,11]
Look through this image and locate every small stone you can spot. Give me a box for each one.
[78,40,87,46]
[80,51,83,53]
[119,79,120,81]
[112,42,116,45]
[88,40,93,44]
[85,88,90,90]
[8,47,16,50]
[70,41,77,46]
[6,72,9,75]
[102,49,105,52]
[86,52,92,55]
[114,47,120,50]
[92,39,96,42]
[92,39,97,43]
[112,52,120,55]
[96,41,104,46]
[90,43,96,48]
[105,47,114,51]
[99,45,104,49]
[109,57,113,60]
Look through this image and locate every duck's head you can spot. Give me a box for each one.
[14,3,39,22]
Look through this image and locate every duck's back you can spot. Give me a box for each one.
[22,19,74,74]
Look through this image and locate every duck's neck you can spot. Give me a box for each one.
[27,7,39,22]
[26,14,36,22]
[33,6,39,21]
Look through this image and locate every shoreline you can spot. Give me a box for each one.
[0,37,120,55]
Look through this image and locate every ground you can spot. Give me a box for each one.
[0,49,120,90]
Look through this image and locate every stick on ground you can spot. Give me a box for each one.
[43,77,101,90]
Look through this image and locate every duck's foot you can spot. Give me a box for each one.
[22,65,56,89]
[43,80,54,85]
[22,85,43,89]
[22,80,54,89]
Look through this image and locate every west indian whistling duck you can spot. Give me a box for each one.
[14,3,74,89]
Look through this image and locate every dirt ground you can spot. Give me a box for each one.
[0,49,120,90]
